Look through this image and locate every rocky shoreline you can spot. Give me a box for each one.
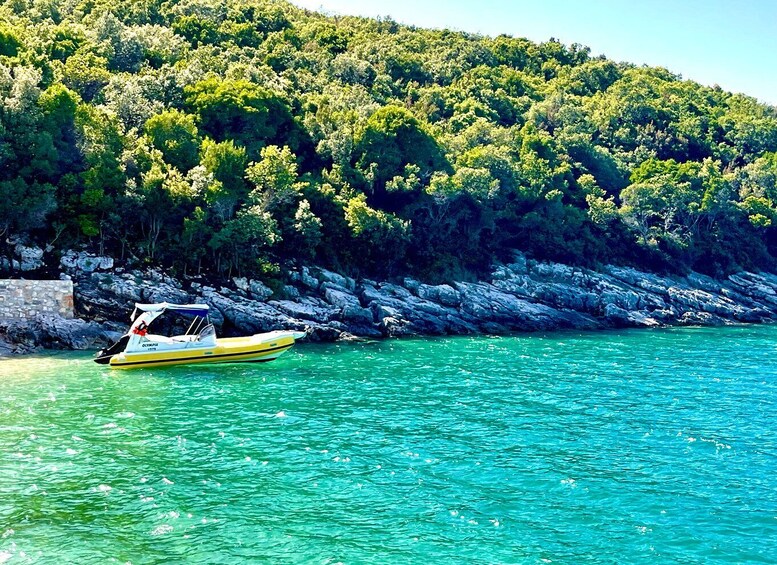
[2,250,777,355]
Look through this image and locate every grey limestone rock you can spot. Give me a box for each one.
[10,247,777,355]
[299,266,321,290]
[317,268,356,292]
[249,279,273,300]
[403,277,421,293]
[36,314,115,350]
[342,304,375,324]
[0,314,113,353]
[324,286,361,310]
[199,288,302,335]
[282,285,301,299]
[416,283,461,307]
[232,277,250,293]
[60,251,114,273]
[15,245,45,271]
[269,298,338,323]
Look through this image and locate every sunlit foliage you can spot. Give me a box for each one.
[1,0,776,280]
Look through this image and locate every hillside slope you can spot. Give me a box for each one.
[2,0,777,282]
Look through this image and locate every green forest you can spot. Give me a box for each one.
[2,0,777,283]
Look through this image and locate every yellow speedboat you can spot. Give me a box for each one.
[94,302,305,369]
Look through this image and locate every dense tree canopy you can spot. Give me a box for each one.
[2,0,777,280]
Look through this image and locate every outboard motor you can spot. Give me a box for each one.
[94,335,130,365]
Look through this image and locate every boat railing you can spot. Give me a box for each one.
[185,316,208,336]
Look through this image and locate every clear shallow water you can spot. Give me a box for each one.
[0,326,775,564]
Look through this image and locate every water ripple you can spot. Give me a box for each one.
[0,327,776,563]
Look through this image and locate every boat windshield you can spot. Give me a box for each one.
[139,310,212,339]
[184,315,212,336]
[198,323,216,340]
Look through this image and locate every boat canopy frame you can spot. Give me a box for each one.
[130,302,213,338]
[132,302,210,319]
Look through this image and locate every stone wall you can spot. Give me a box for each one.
[0,280,74,319]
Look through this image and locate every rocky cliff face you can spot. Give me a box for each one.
[0,315,117,355]
[3,250,776,355]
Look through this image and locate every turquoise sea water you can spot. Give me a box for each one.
[0,326,775,564]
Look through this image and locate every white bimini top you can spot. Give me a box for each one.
[134,302,210,315]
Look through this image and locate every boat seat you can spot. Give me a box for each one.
[171,334,200,342]
[146,334,174,343]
